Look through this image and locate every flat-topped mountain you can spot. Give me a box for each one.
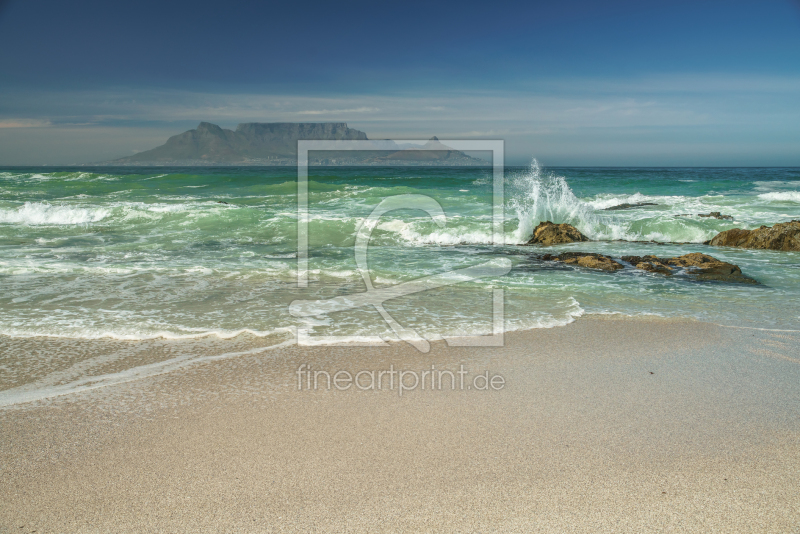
[381,136,470,162]
[109,122,485,166]
[114,122,368,164]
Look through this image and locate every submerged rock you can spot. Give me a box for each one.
[603,202,658,210]
[576,255,624,271]
[698,211,733,220]
[525,221,589,246]
[707,220,800,251]
[540,252,756,283]
[620,255,675,275]
[636,261,674,275]
[541,252,623,271]
[664,253,754,283]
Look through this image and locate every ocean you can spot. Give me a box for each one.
[1,162,799,346]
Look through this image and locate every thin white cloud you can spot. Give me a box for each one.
[6,72,797,130]
[297,107,380,115]
[0,119,52,128]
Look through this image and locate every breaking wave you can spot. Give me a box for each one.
[0,202,110,225]
[506,159,657,242]
[370,160,735,246]
[503,160,743,244]
[758,191,800,202]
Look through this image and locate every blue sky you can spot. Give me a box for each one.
[0,0,799,165]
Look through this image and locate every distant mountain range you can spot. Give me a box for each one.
[107,122,487,166]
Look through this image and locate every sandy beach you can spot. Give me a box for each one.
[1,316,799,533]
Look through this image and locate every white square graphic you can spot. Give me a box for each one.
[291,140,507,351]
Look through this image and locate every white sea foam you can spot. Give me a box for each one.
[499,160,758,243]
[26,173,61,181]
[0,325,294,341]
[325,269,358,279]
[185,266,214,275]
[758,191,800,202]
[147,204,190,213]
[586,192,661,210]
[376,161,706,245]
[505,160,643,242]
[586,192,712,214]
[753,180,800,192]
[0,202,109,225]
[377,218,496,245]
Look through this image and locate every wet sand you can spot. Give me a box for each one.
[1,316,799,533]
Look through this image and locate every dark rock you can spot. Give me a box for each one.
[662,252,755,283]
[637,261,674,275]
[541,252,756,283]
[525,221,589,246]
[577,255,624,271]
[698,212,733,220]
[621,255,674,275]
[708,220,800,251]
[603,202,658,211]
[540,252,623,271]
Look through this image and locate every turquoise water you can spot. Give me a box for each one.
[1,162,799,342]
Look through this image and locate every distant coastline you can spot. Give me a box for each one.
[89,159,490,167]
[99,122,489,167]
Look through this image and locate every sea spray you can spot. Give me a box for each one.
[505,160,741,243]
[507,159,630,242]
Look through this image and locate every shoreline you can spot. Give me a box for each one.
[2,313,800,409]
[2,315,799,531]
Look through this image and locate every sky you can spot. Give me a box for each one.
[0,0,799,166]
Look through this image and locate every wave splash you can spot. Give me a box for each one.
[374,159,725,245]
[373,159,619,246]
[503,159,748,244]
[508,159,604,243]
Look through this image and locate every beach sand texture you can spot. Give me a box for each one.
[1,316,799,533]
